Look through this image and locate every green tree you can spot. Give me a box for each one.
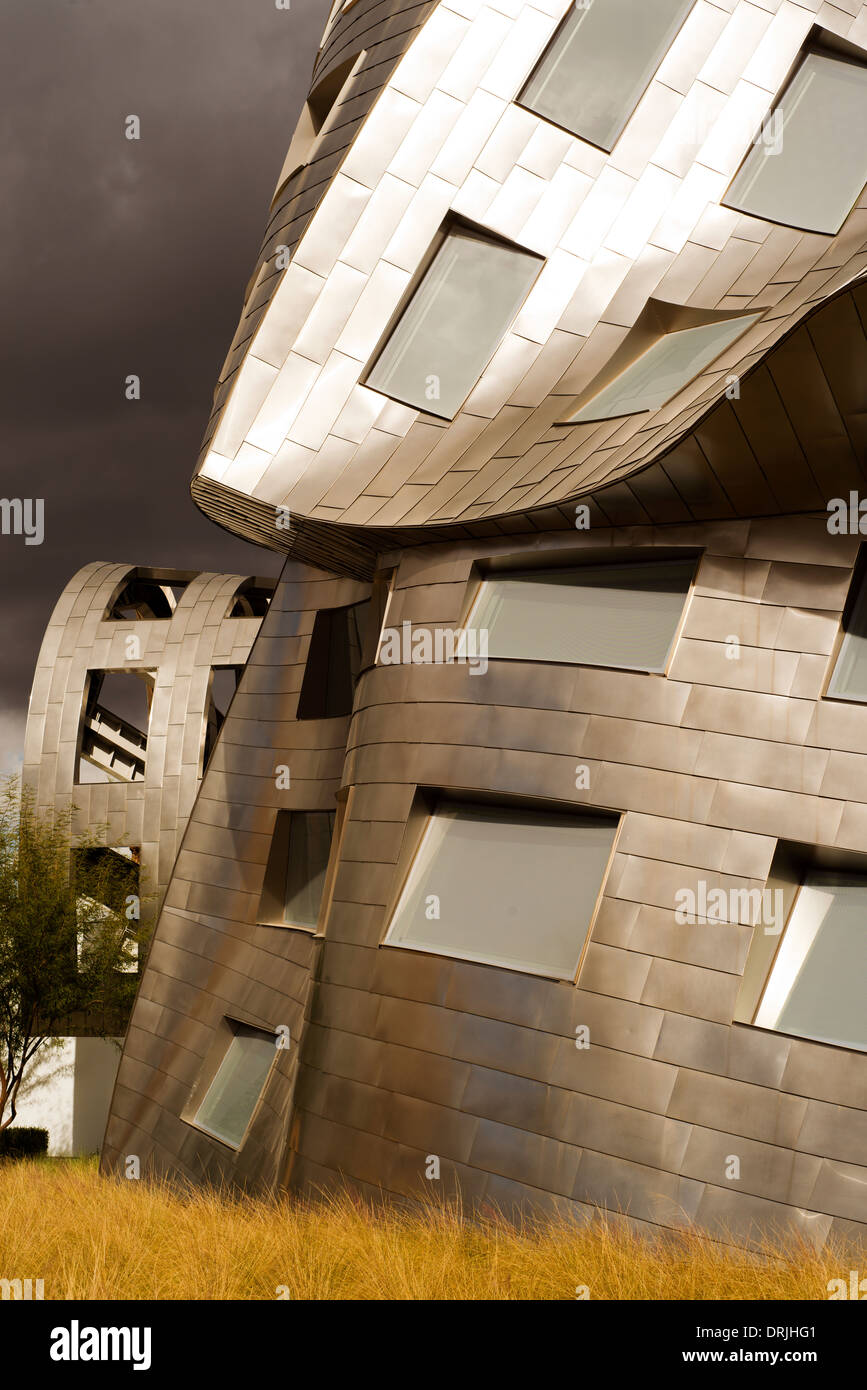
[0,777,148,1133]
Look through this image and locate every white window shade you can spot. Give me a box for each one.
[385,801,618,980]
[520,0,694,150]
[827,566,867,702]
[567,315,759,423]
[366,227,541,419]
[755,874,867,1051]
[725,51,867,236]
[195,1026,276,1148]
[467,559,694,671]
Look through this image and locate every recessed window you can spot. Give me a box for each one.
[384,799,617,980]
[297,600,368,720]
[258,809,336,930]
[566,314,759,424]
[466,558,695,672]
[194,1023,277,1149]
[748,872,866,1052]
[724,48,867,236]
[827,557,867,702]
[365,225,542,420]
[519,0,694,151]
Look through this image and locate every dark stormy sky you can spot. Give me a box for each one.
[0,0,327,771]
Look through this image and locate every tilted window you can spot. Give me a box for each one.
[738,871,867,1052]
[194,1024,277,1148]
[519,0,694,151]
[724,48,867,236]
[384,799,618,980]
[258,809,336,930]
[366,225,542,420]
[297,601,368,720]
[566,314,759,424]
[466,558,695,672]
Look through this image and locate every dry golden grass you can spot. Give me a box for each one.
[0,1157,859,1300]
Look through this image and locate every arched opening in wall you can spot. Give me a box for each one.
[104,573,190,621]
[76,671,154,784]
[271,51,366,201]
[203,667,242,771]
[226,580,275,619]
[296,599,369,720]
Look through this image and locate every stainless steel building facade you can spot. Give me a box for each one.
[35,0,867,1237]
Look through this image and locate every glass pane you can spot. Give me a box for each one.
[725,52,867,235]
[520,0,694,150]
[284,811,335,927]
[827,569,867,701]
[367,229,541,418]
[386,802,617,979]
[468,559,694,671]
[195,1027,276,1147]
[568,315,759,422]
[755,873,867,1051]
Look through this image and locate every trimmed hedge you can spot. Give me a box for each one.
[0,1128,49,1158]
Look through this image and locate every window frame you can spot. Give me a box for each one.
[721,39,867,236]
[458,548,700,678]
[516,0,696,153]
[187,1019,279,1151]
[822,546,867,706]
[361,217,545,422]
[380,788,622,983]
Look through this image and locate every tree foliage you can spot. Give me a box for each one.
[0,777,148,1131]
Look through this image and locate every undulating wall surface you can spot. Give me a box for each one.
[101,562,369,1188]
[192,0,867,555]
[103,514,867,1243]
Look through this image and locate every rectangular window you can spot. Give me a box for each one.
[466,558,694,671]
[750,873,866,1052]
[258,809,336,929]
[566,315,759,424]
[826,560,867,702]
[519,0,694,151]
[297,600,368,720]
[194,1023,276,1148]
[384,800,617,979]
[365,225,542,420]
[724,49,867,236]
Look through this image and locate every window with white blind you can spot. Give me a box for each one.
[384,800,618,980]
[466,558,695,672]
[724,48,867,236]
[519,0,695,150]
[366,225,542,419]
[194,1024,276,1148]
[566,315,759,424]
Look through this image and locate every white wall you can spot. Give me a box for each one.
[9,1037,121,1156]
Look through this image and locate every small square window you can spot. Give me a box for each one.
[384,798,618,980]
[519,0,694,151]
[194,1023,277,1148]
[365,225,542,420]
[466,557,695,672]
[565,315,759,424]
[724,48,867,236]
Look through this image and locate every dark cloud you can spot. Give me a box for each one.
[0,0,326,768]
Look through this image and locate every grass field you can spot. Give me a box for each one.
[0,1157,859,1300]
